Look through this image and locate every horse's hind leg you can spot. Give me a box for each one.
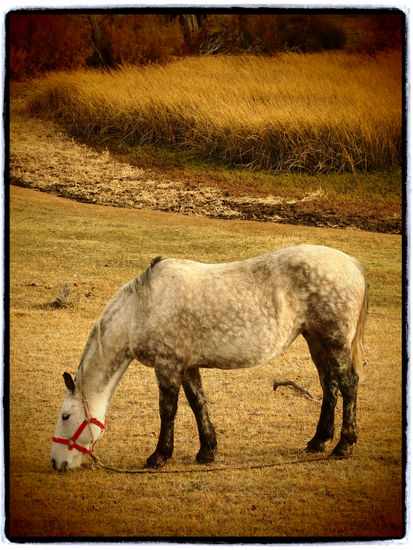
[146,362,182,469]
[303,332,339,453]
[182,368,217,464]
[327,346,359,457]
[310,339,359,457]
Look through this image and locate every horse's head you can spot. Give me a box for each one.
[50,372,106,471]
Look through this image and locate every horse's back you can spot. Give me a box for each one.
[151,244,365,300]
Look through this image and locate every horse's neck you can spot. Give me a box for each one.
[76,306,134,420]
[79,358,132,422]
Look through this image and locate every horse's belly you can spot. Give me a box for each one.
[195,323,290,370]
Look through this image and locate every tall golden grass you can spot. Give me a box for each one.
[28,52,402,173]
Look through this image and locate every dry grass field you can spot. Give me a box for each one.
[28,52,402,172]
[8,185,403,540]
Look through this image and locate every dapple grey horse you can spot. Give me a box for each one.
[50,244,368,471]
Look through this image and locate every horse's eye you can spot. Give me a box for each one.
[62,414,70,421]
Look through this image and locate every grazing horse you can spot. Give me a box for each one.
[50,244,368,472]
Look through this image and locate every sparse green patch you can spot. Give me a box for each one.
[105,138,402,206]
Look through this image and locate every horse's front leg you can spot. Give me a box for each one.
[146,362,182,469]
[182,367,217,464]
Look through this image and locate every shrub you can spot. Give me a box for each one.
[88,14,184,67]
[8,14,91,80]
[276,14,347,52]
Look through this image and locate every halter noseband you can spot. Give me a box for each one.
[52,397,106,455]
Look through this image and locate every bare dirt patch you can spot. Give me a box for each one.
[9,89,401,234]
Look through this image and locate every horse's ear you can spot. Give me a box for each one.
[63,372,76,394]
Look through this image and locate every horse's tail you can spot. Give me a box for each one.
[351,277,369,375]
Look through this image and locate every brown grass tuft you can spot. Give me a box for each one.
[50,282,75,309]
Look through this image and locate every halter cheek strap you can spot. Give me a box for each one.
[52,399,106,455]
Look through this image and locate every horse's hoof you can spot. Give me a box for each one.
[331,441,354,458]
[306,439,326,453]
[196,449,216,464]
[145,452,167,469]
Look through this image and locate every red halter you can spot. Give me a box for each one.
[52,398,106,455]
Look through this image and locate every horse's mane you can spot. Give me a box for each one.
[78,257,164,373]
[100,255,164,323]
[128,255,162,292]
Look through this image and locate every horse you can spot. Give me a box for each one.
[50,244,368,472]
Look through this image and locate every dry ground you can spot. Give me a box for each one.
[8,185,403,541]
